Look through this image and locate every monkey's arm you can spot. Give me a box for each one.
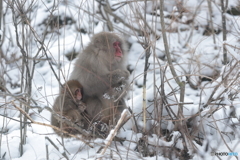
[100,69,129,99]
[53,96,79,113]
[108,69,129,86]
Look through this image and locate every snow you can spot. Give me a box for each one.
[1,0,240,159]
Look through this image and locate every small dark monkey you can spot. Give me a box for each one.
[51,80,86,136]
[70,32,129,125]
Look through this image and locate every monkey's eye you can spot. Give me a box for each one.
[75,89,81,96]
[113,41,120,47]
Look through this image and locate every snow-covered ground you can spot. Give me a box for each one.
[1,0,240,159]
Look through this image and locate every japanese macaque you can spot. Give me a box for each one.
[70,32,129,126]
[51,80,87,136]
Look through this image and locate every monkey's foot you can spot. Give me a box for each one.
[90,121,109,138]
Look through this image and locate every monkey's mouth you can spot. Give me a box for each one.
[115,56,122,62]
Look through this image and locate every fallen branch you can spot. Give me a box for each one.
[44,106,91,137]
[11,101,93,148]
[98,109,131,159]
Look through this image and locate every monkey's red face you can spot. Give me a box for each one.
[75,88,82,100]
[113,41,123,62]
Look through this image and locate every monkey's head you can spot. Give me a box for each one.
[62,80,83,101]
[91,32,127,64]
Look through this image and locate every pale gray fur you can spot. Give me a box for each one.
[69,32,129,125]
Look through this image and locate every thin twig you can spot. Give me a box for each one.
[45,137,69,160]
[221,0,227,64]
[207,0,217,48]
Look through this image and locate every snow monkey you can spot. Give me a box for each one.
[51,80,87,136]
[70,32,129,126]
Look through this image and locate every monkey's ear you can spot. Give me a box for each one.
[93,38,102,48]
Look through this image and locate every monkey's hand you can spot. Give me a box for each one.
[108,69,129,85]
[78,102,86,113]
[104,70,129,99]
[103,83,127,100]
